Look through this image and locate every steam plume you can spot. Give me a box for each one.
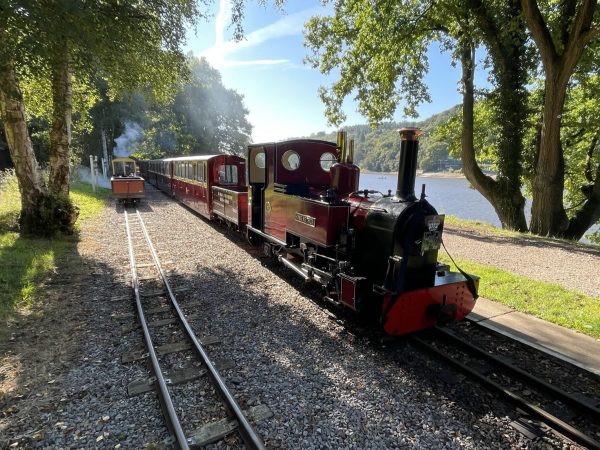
[114,122,143,157]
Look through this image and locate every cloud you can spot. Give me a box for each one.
[201,0,320,69]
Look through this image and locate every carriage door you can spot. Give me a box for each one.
[248,147,266,229]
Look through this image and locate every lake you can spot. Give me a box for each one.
[359,172,599,243]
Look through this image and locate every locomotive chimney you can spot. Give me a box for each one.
[396,127,423,201]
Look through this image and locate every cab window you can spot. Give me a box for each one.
[218,165,238,185]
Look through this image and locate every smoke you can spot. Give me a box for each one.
[74,165,111,189]
[114,122,143,157]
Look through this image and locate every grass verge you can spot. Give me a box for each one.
[444,214,599,248]
[0,171,109,321]
[439,253,600,339]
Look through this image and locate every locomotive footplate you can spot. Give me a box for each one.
[381,271,479,335]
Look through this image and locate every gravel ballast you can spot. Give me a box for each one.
[1,187,584,449]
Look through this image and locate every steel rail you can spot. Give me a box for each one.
[434,326,600,420]
[135,209,266,450]
[466,317,600,381]
[124,209,189,450]
[411,336,600,450]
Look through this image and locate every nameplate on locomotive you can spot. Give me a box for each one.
[295,212,316,227]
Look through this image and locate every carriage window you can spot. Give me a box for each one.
[255,152,265,169]
[218,165,238,185]
[320,152,337,171]
[282,150,300,171]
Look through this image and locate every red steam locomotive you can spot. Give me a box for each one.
[141,129,478,335]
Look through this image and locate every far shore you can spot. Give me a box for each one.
[361,169,468,179]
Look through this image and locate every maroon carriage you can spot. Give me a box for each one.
[149,155,247,225]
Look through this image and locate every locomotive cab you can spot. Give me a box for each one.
[246,139,353,249]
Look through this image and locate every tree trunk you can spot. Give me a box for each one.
[564,159,600,240]
[0,59,79,236]
[0,60,48,227]
[49,50,72,196]
[459,43,528,231]
[521,0,599,238]
[529,73,569,235]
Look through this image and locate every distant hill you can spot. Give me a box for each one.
[304,106,460,172]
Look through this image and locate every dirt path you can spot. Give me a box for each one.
[443,225,600,298]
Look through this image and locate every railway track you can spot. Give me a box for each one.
[122,205,268,449]
[411,324,600,449]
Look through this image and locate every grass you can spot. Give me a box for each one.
[0,171,109,321]
[439,253,600,339]
[444,214,600,248]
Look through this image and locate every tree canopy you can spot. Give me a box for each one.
[305,0,600,240]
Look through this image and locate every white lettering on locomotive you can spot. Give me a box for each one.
[295,212,316,227]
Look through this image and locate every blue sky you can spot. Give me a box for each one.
[185,0,487,143]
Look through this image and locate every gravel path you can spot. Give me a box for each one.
[443,225,600,298]
[1,187,582,449]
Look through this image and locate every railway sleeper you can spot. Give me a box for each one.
[187,404,273,447]
[121,313,200,334]
[127,359,236,396]
[112,300,202,321]
[121,336,220,363]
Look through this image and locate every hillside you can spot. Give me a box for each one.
[306,106,459,172]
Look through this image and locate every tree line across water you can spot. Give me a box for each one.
[0,0,599,243]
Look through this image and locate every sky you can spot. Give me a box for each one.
[184,0,488,143]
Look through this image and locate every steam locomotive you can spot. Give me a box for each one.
[111,157,145,204]
[140,128,478,335]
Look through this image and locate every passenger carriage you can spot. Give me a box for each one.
[145,155,247,226]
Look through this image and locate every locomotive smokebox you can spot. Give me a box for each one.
[396,128,423,201]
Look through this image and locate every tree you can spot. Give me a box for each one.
[0,0,200,235]
[305,0,531,231]
[172,58,252,156]
[521,0,600,238]
[306,0,600,240]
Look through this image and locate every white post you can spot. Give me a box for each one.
[89,155,96,192]
[93,156,98,191]
[101,157,107,178]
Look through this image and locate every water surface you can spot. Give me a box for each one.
[359,172,598,242]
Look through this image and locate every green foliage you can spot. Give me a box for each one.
[129,57,252,158]
[19,192,80,237]
[440,253,600,339]
[561,75,600,217]
[304,0,437,126]
[307,107,460,172]
[434,99,499,168]
[0,169,20,231]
